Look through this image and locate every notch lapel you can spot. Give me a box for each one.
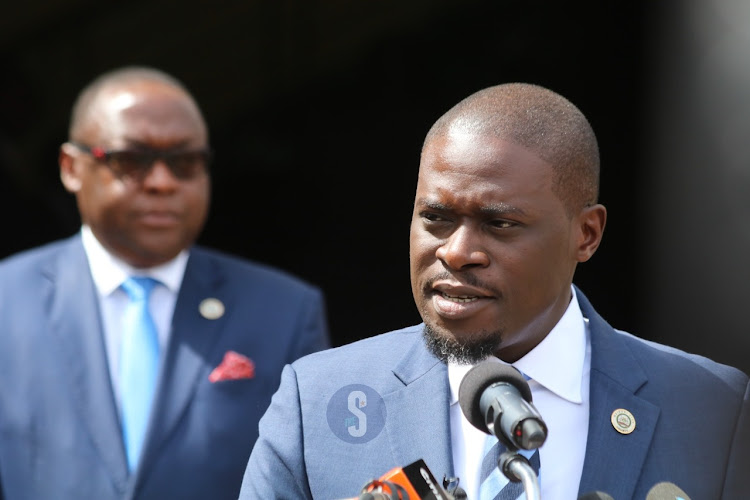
[383,327,454,484]
[48,237,130,490]
[136,249,226,476]
[576,290,660,499]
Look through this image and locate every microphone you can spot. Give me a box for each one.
[357,459,456,499]
[646,482,691,500]
[459,361,546,500]
[458,361,547,450]
[358,481,408,500]
[578,492,615,500]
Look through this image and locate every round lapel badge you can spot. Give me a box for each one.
[199,298,225,320]
[611,408,636,435]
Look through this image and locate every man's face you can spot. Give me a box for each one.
[409,132,585,363]
[60,81,211,268]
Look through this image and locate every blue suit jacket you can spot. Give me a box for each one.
[240,288,749,500]
[0,235,331,500]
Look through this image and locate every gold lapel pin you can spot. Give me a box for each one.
[199,298,225,320]
[611,408,636,434]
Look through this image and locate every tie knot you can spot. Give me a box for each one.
[121,276,158,301]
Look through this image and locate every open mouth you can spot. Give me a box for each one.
[439,292,480,303]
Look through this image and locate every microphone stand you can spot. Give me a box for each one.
[498,450,541,500]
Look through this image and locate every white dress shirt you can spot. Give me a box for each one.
[81,225,188,411]
[449,286,592,500]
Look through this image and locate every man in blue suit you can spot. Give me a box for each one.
[240,83,749,500]
[0,66,331,499]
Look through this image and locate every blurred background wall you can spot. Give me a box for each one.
[643,0,750,376]
[1,0,747,375]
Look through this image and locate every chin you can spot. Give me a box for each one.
[125,244,181,268]
[139,234,188,257]
[422,323,500,365]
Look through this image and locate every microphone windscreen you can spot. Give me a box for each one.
[578,492,615,500]
[646,482,691,500]
[458,361,532,432]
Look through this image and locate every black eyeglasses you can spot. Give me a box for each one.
[69,142,212,182]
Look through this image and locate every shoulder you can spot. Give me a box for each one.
[578,286,748,393]
[269,324,431,414]
[612,328,748,395]
[0,237,76,276]
[292,325,424,373]
[189,245,323,296]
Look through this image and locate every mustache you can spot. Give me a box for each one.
[423,271,500,297]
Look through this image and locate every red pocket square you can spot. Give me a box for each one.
[209,350,255,382]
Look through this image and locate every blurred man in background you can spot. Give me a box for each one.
[0,66,330,499]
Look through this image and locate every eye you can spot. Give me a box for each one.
[169,153,198,175]
[167,151,211,178]
[109,151,153,176]
[489,219,517,229]
[420,211,451,223]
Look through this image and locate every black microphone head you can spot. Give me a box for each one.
[452,487,468,499]
[578,492,615,500]
[646,481,691,500]
[458,361,532,433]
[453,488,469,500]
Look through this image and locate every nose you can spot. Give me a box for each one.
[141,159,179,191]
[435,225,490,270]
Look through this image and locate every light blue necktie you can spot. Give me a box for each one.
[120,276,160,472]
[479,436,541,500]
[479,371,541,500]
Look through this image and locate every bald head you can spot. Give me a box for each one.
[68,66,206,143]
[60,66,211,268]
[424,83,600,213]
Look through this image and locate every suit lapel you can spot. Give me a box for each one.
[383,328,454,483]
[48,236,130,487]
[576,290,660,499]
[137,248,226,475]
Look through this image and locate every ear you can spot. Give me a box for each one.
[575,203,607,263]
[59,142,82,193]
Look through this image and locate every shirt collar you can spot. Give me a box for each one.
[81,225,189,296]
[448,286,586,406]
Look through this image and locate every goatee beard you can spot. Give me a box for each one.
[422,323,500,365]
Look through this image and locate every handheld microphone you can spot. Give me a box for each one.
[646,481,691,500]
[578,492,615,500]
[358,459,455,499]
[458,361,547,450]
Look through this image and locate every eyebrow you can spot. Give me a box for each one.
[480,203,527,217]
[416,200,451,211]
[417,199,527,217]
